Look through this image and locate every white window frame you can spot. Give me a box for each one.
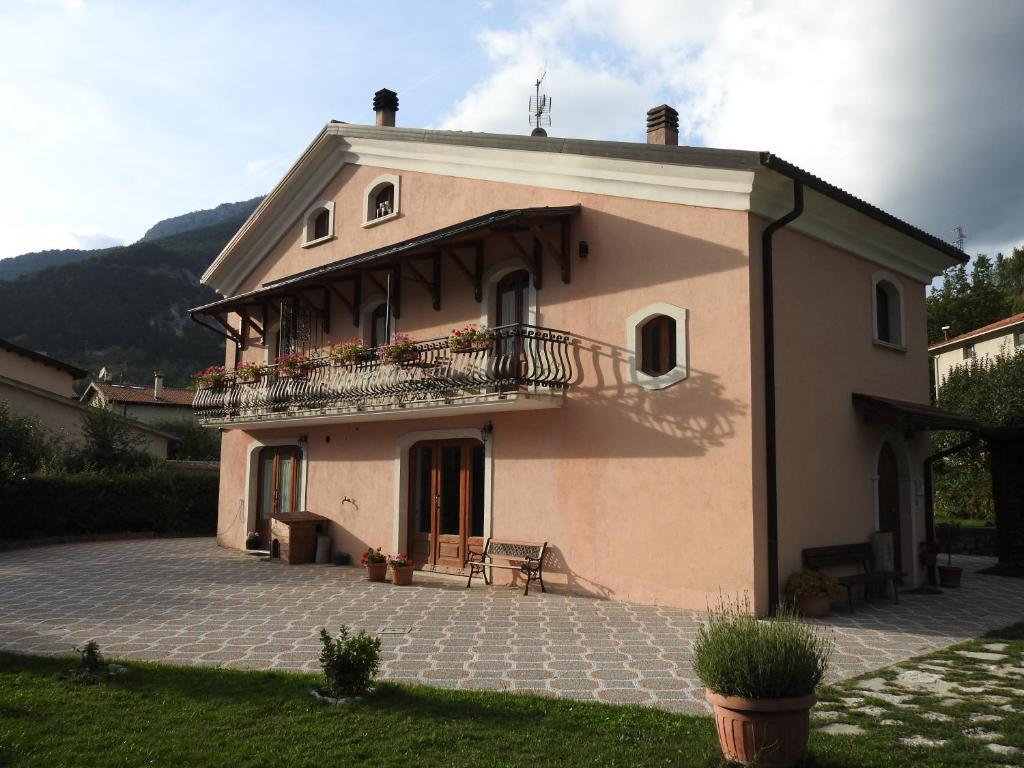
[626,303,688,390]
[362,173,401,228]
[871,270,905,350]
[301,200,336,248]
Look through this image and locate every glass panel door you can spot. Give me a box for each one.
[408,440,485,572]
[256,446,300,544]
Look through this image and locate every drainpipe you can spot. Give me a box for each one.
[762,177,804,613]
[923,434,979,585]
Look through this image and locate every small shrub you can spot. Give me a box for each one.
[76,641,104,673]
[693,594,833,699]
[784,570,839,599]
[318,625,381,697]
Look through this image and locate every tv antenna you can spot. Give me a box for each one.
[529,69,551,136]
[952,225,969,252]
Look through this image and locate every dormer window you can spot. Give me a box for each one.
[302,201,335,247]
[363,174,401,227]
[871,271,904,349]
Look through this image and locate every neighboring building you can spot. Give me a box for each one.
[81,370,195,425]
[189,90,972,614]
[0,340,172,457]
[930,312,1024,395]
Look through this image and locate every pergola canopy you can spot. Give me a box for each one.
[852,392,979,433]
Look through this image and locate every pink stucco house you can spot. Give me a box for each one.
[191,90,971,614]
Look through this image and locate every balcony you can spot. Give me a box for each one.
[193,324,575,428]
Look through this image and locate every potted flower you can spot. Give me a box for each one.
[695,594,833,767]
[447,324,494,353]
[360,547,387,582]
[936,521,963,587]
[783,570,839,618]
[275,352,312,379]
[378,333,418,365]
[326,339,367,367]
[234,360,264,384]
[245,530,261,550]
[193,365,227,389]
[388,553,414,586]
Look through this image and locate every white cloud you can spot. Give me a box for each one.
[441,0,1024,253]
[0,225,122,260]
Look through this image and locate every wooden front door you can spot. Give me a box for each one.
[408,440,485,572]
[877,442,901,572]
[256,446,300,544]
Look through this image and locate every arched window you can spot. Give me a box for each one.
[626,303,688,390]
[640,315,676,376]
[363,174,401,226]
[373,185,395,219]
[302,201,335,246]
[872,272,904,347]
[312,209,330,240]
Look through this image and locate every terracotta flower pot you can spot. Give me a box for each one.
[796,593,831,619]
[391,566,414,586]
[364,562,387,582]
[705,690,816,767]
[938,565,963,587]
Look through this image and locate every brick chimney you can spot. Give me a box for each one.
[373,88,399,127]
[153,371,164,400]
[646,104,679,146]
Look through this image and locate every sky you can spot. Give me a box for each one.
[1,0,1022,264]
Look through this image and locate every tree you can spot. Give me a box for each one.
[933,350,1024,520]
[78,407,149,471]
[152,418,221,461]
[0,401,57,479]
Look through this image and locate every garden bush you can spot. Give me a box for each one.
[693,594,833,699]
[0,466,217,540]
[318,626,381,697]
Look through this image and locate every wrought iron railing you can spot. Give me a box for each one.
[193,323,574,422]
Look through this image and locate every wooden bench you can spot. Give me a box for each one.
[802,543,902,613]
[465,538,547,596]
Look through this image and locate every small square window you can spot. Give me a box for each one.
[1016,330,1024,347]
[963,343,976,360]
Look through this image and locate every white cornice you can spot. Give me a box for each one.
[203,126,960,297]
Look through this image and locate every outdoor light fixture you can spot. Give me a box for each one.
[481,421,494,443]
[579,240,589,259]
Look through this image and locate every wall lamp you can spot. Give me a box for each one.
[480,421,494,443]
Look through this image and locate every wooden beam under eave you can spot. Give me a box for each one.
[212,313,243,346]
[431,252,442,311]
[392,265,401,319]
[532,235,543,291]
[474,242,484,302]
[329,283,354,314]
[560,216,572,284]
[352,274,362,327]
[239,313,249,351]
[322,286,331,334]
[529,222,570,285]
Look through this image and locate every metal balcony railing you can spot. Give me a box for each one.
[193,323,574,423]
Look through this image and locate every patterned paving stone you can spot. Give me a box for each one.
[0,542,1021,712]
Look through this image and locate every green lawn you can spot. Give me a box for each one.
[1,625,1021,767]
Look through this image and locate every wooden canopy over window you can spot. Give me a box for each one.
[189,205,579,347]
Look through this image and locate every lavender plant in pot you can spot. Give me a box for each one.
[694,594,833,767]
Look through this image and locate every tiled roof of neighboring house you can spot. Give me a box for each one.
[0,338,87,379]
[90,382,195,406]
[928,311,1024,352]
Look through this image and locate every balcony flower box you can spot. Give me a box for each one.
[193,365,227,390]
[276,353,312,379]
[379,333,419,365]
[447,325,494,354]
[234,361,265,384]
[325,339,367,367]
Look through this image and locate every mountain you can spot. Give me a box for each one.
[141,197,262,241]
[0,197,261,282]
[0,245,121,281]
[0,219,243,388]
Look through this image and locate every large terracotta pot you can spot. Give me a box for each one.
[796,593,831,619]
[705,690,816,767]
[391,566,414,586]
[365,562,387,582]
[938,565,963,587]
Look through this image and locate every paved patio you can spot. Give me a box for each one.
[0,538,1021,712]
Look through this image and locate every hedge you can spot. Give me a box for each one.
[0,468,218,541]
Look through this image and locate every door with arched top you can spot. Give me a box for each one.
[877,442,902,573]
